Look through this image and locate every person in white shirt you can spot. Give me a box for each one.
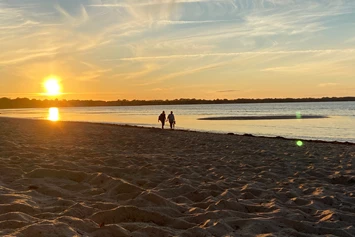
[167,111,176,129]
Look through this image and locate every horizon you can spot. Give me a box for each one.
[2,95,355,102]
[1,0,355,100]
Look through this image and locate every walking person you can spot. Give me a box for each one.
[167,111,176,130]
[158,111,166,129]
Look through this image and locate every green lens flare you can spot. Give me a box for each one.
[297,140,303,147]
[296,112,302,119]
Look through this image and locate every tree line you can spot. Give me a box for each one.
[0,97,355,109]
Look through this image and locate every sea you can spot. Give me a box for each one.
[1,102,354,143]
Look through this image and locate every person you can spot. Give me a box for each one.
[167,111,176,129]
[158,111,166,129]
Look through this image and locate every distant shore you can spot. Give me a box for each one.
[1,117,355,236]
[1,96,355,109]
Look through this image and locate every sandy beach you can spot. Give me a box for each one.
[0,117,354,237]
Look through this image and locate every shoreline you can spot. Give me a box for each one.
[198,115,328,120]
[1,116,354,146]
[1,117,355,236]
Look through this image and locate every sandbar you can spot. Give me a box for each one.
[199,115,327,120]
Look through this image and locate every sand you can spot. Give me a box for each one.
[198,115,327,120]
[0,117,354,237]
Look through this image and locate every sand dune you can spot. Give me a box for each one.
[0,117,354,236]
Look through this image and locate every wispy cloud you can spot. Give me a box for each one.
[137,61,227,86]
[217,90,239,93]
[112,64,161,81]
[88,0,221,8]
[55,3,89,26]
[0,48,58,65]
[318,83,339,87]
[108,48,355,61]
[156,19,235,25]
[345,36,355,43]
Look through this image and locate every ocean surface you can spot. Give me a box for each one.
[1,102,355,143]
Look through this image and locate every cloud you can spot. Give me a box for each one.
[55,3,89,26]
[261,59,355,76]
[128,0,355,53]
[0,1,132,66]
[152,87,173,91]
[88,0,221,8]
[137,61,226,86]
[75,68,112,82]
[318,83,339,87]
[261,65,311,73]
[1,0,355,98]
[156,19,235,25]
[217,90,239,93]
[112,64,161,81]
[108,48,355,61]
[345,37,355,43]
[0,48,58,65]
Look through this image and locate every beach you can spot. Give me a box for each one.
[0,117,354,237]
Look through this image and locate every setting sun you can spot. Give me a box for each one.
[44,78,62,96]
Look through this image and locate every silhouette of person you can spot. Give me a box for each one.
[158,111,166,129]
[167,111,175,129]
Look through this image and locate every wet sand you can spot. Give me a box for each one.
[198,115,327,120]
[0,117,354,236]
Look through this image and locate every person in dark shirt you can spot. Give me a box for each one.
[158,111,166,129]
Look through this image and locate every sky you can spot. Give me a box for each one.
[0,0,355,100]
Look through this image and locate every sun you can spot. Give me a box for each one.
[44,77,62,96]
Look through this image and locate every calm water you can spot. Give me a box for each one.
[1,102,355,143]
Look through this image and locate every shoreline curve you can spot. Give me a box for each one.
[0,116,352,145]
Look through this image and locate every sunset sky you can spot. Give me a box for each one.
[1,0,355,100]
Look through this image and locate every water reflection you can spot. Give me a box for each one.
[48,107,60,121]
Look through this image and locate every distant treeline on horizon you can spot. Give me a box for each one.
[0,97,355,109]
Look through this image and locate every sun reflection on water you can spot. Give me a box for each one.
[48,108,60,121]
